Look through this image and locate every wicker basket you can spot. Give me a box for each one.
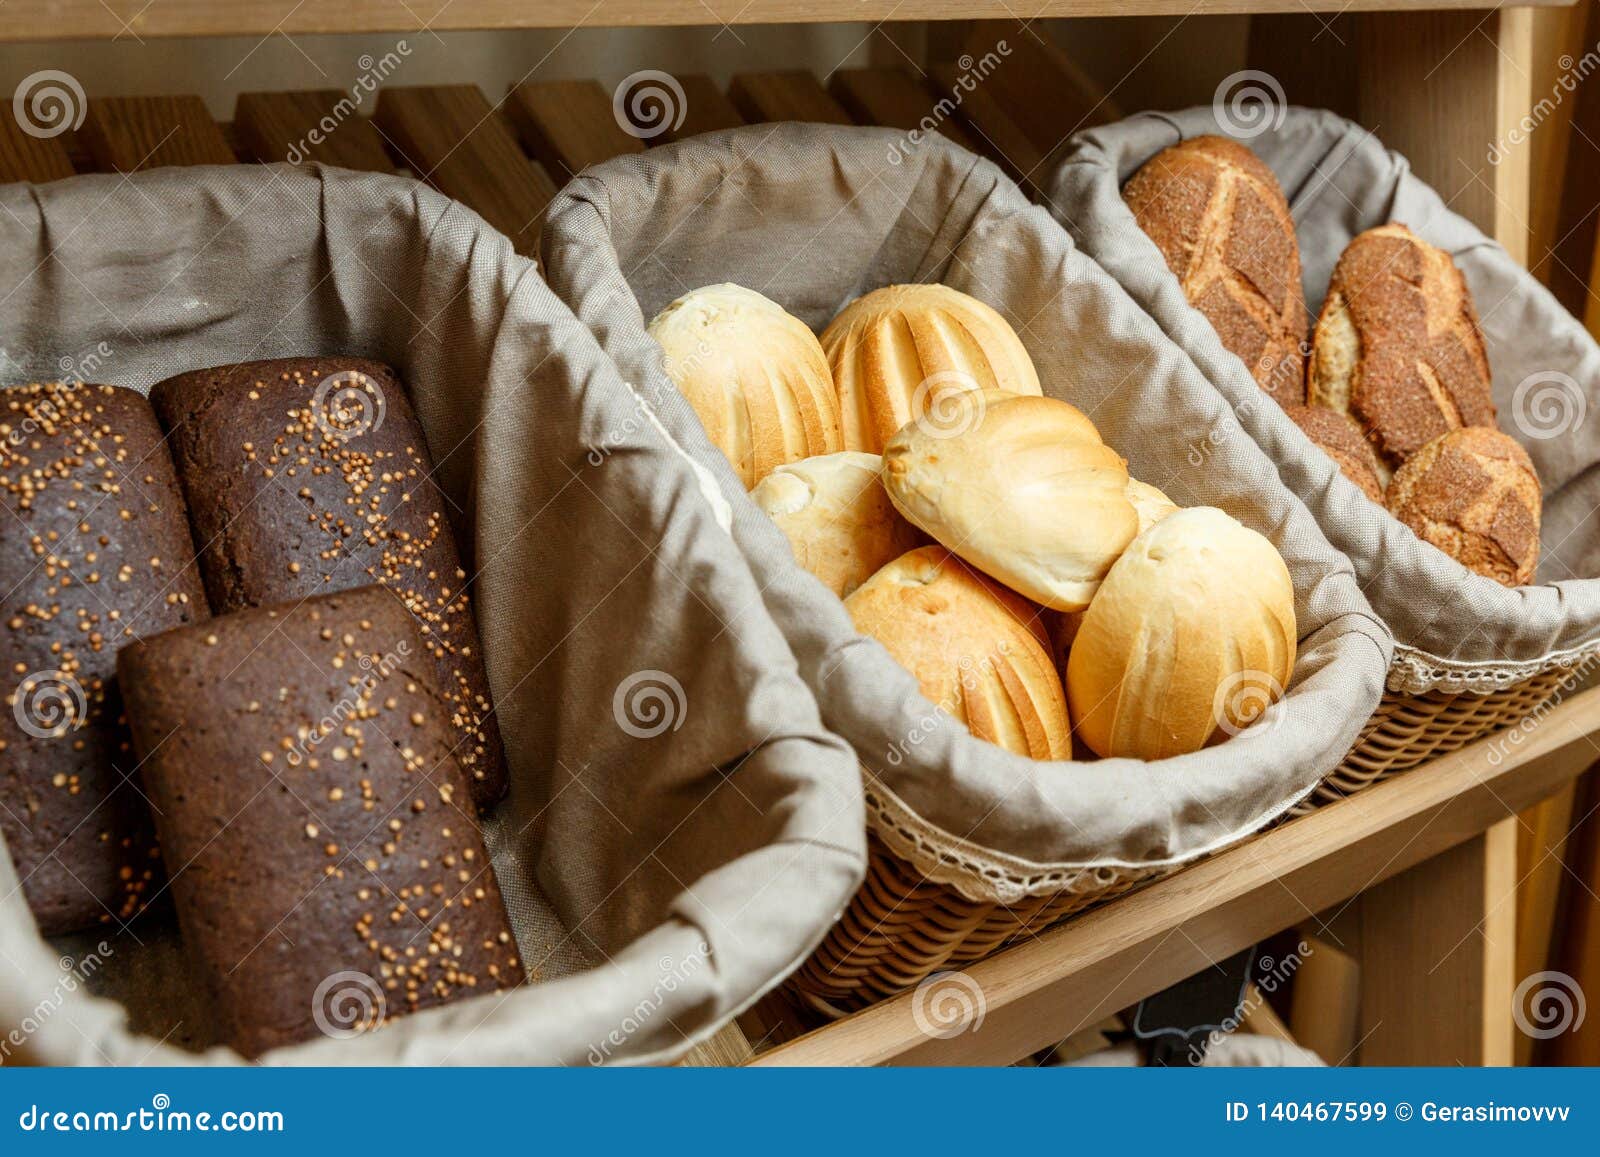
[790,826,1156,1013]
[790,664,1581,1013]
[1294,666,1576,813]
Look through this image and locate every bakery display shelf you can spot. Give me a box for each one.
[0,0,1569,44]
[0,10,1565,1066]
[752,683,1600,1066]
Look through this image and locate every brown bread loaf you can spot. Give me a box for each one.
[150,358,505,809]
[1385,427,1541,587]
[1281,403,1387,503]
[1124,135,1308,405]
[117,586,523,1059]
[0,382,208,936]
[1310,224,1496,473]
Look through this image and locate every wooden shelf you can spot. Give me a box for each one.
[0,0,1572,43]
[752,684,1600,1066]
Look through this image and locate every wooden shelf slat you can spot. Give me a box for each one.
[729,71,854,127]
[373,85,556,255]
[828,68,979,151]
[928,62,1047,190]
[661,76,746,142]
[0,0,1567,43]
[0,118,77,183]
[80,96,236,172]
[506,79,645,183]
[753,683,1600,1066]
[233,91,396,172]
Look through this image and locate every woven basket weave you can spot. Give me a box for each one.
[790,663,1577,1013]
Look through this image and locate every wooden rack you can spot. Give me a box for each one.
[0,3,1586,1067]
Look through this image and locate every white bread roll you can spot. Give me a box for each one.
[648,283,842,487]
[1051,480,1177,670]
[1126,478,1179,533]
[846,546,1070,760]
[750,451,922,598]
[1066,507,1297,760]
[820,283,1043,453]
[882,392,1139,612]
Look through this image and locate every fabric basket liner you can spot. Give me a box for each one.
[539,123,1392,904]
[1052,106,1600,696]
[0,163,865,1066]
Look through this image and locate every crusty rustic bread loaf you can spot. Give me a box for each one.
[0,382,209,936]
[881,392,1137,612]
[821,283,1043,453]
[150,358,505,810]
[1067,507,1297,760]
[846,546,1069,760]
[1281,403,1386,503]
[1309,224,1496,473]
[648,283,842,487]
[1385,427,1541,587]
[1124,135,1308,405]
[749,451,921,598]
[118,586,523,1059]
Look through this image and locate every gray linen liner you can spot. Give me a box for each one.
[539,123,1392,903]
[0,163,864,1065]
[1052,107,1600,695]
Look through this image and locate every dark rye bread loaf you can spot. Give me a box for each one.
[150,358,506,810]
[0,382,208,936]
[117,586,524,1059]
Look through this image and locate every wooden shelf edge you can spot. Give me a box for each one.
[0,0,1574,44]
[753,683,1600,1067]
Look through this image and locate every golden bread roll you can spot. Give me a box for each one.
[1385,427,1541,586]
[1067,507,1297,760]
[1309,224,1495,473]
[749,451,922,598]
[881,392,1138,612]
[1123,136,1308,404]
[1281,403,1386,503]
[846,546,1070,759]
[1126,478,1179,533]
[648,283,842,487]
[820,283,1042,453]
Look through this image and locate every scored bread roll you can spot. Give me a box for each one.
[1126,478,1179,533]
[750,451,922,598]
[1281,403,1386,502]
[1385,427,1541,587]
[882,391,1138,612]
[1123,136,1308,404]
[1067,507,1297,760]
[1309,224,1495,473]
[821,283,1042,453]
[1051,477,1180,668]
[648,283,842,487]
[846,546,1070,760]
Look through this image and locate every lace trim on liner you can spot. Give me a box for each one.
[1387,637,1600,696]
